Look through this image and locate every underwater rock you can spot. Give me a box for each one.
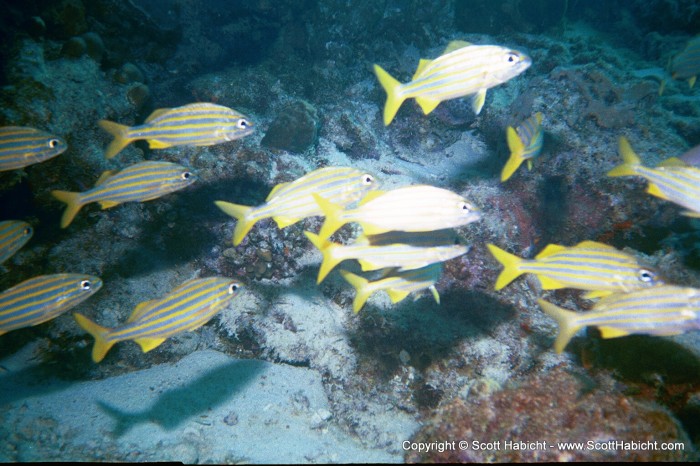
[44,0,88,39]
[406,367,694,462]
[61,36,87,59]
[126,83,150,110]
[82,32,105,62]
[261,100,318,153]
[329,112,379,160]
[114,62,144,84]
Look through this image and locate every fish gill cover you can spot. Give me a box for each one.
[0,0,699,462]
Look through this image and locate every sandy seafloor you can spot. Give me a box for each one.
[2,0,700,462]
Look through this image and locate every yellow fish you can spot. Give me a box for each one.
[0,126,67,171]
[539,284,700,353]
[488,241,661,299]
[98,103,254,159]
[608,137,700,217]
[51,161,196,228]
[374,40,531,125]
[75,277,242,362]
[0,220,32,265]
[215,166,377,246]
[314,185,481,241]
[501,112,543,182]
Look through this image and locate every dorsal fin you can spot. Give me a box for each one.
[535,243,566,259]
[573,240,616,250]
[94,170,117,187]
[127,299,158,323]
[657,157,687,168]
[266,182,290,201]
[413,59,433,80]
[144,108,171,123]
[443,40,471,55]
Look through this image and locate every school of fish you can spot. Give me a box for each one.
[2,36,700,364]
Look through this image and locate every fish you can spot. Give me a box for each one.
[538,284,700,353]
[74,277,242,363]
[0,126,67,171]
[373,40,531,125]
[501,112,544,182]
[670,36,700,89]
[0,220,33,264]
[608,137,700,217]
[0,274,102,336]
[51,161,196,228]
[98,103,254,159]
[305,230,468,283]
[314,185,481,241]
[487,241,662,299]
[215,166,378,246]
[339,263,442,313]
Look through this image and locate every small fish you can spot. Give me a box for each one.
[215,166,378,246]
[74,277,242,363]
[0,126,67,172]
[314,185,481,241]
[608,137,700,217]
[98,103,254,159]
[487,241,661,299]
[0,274,102,336]
[501,112,544,182]
[305,230,467,283]
[670,36,700,89]
[339,263,442,313]
[374,40,531,125]
[539,284,700,353]
[51,161,196,228]
[0,220,33,265]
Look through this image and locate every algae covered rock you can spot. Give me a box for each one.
[261,100,318,153]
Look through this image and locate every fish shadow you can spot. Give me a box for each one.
[97,358,263,438]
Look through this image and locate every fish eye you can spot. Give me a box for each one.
[48,139,60,148]
[228,283,240,294]
[506,52,519,63]
[460,202,471,211]
[237,119,250,129]
[638,268,655,282]
[80,280,92,290]
[362,174,375,185]
[23,226,32,236]
[181,171,193,180]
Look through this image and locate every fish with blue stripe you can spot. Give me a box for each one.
[0,126,67,171]
[305,230,467,283]
[373,40,531,125]
[339,263,442,313]
[314,185,481,241]
[98,103,254,159]
[0,220,33,265]
[538,284,700,353]
[487,241,662,299]
[608,136,700,217]
[0,274,102,336]
[501,112,544,182]
[215,166,378,246]
[74,277,243,363]
[670,36,700,90]
[51,161,196,228]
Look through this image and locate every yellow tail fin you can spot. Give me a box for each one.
[339,270,372,313]
[214,201,255,246]
[74,313,115,363]
[304,231,343,284]
[501,126,526,181]
[607,137,642,177]
[537,299,582,354]
[98,119,133,159]
[486,243,525,290]
[373,64,406,126]
[50,190,84,228]
[313,193,346,241]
